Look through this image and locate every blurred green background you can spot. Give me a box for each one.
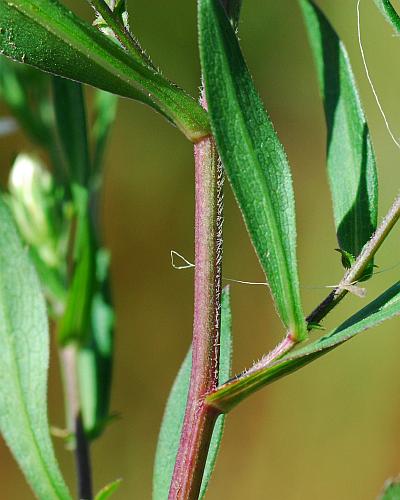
[1,0,400,498]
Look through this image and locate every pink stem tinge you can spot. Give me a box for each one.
[168,94,223,500]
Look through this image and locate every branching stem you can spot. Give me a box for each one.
[206,192,400,414]
[306,192,400,327]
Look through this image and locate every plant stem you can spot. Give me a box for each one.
[205,332,295,414]
[60,345,93,500]
[168,95,223,500]
[306,192,400,327]
[242,331,296,376]
[88,0,155,69]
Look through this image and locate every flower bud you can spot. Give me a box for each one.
[8,153,65,268]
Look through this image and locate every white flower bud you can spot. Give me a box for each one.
[8,153,64,268]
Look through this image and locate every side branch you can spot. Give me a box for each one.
[307,192,400,326]
[206,192,400,414]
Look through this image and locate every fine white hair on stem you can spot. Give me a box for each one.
[357,0,400,150]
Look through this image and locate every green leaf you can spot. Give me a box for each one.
[0,195,71,499]
[153,287,232,500]
[374,0,400,33]
[0,0,210,142]
[220,0,242,28]
[95,478,122,500]
[0,57,52,147]
[380,478,400,500]
[58,186,96,345]
[199,0,306,340]
[78,249,115,439]
[52,78,95,344]
[92,90,118,175]
[207,281,400,412]
[52,78,91,187]
[300,0,378,273]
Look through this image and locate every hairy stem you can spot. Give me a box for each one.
[242,331,296,377]
[205,332,295,414]
[60,345,93,500]
[307,192,400,327]
[168,96,223,500]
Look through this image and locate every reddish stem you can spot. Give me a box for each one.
[243,331,296,376]
[168,96,223,500]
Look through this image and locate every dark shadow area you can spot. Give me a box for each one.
[318,5,340,153]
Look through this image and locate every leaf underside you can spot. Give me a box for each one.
[0,196,71,499]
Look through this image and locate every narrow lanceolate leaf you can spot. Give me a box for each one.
[0,196,71,499]
[199,0,306,340]
[0,0,210,142]
[153,287,232,500]
[374,0,400,33]
[300,0,378,273]
[58,186,95,345]
[207,281,400,412]
[380,478,400,500]
[52,78,91,187]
